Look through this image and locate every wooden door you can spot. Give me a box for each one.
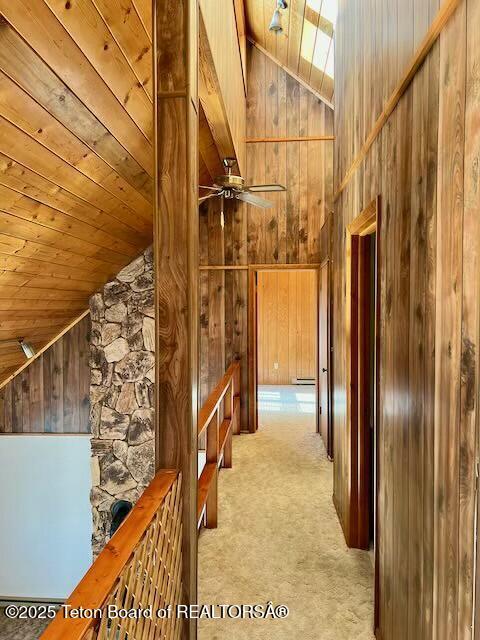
[319,262,330,455]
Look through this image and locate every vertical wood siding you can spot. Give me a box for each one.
[334,0,479,638]
[257,270,317,384]
[199,43,333,429]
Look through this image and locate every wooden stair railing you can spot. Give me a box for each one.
[40,363,241,638]
[197,361,241,529]
[41,470,182,640]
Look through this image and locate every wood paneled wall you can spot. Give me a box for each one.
[333,1,479,638]
[199,44,333,429]
[199,198,247,409]
[154,0,199,626]
[257,270,317,385]
[246,45,333,263]
[0,315,90,433]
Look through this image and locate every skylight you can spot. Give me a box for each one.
[325,45,334,78]
[306,0,322,12]
[312,30,331,73]
[300,18,334,78]
[300,19,317,62]
[301,1,336,80]
[320,0,337,26]
[306,0,337,26]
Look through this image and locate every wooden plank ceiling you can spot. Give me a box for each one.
[0,1,223,384]
[0,0,329,384]
[0,0,155,383]
[244,0,336,103]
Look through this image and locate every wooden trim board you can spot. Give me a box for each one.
[199,263,321,271]
[246,136,335,143]
[345,196,381,627]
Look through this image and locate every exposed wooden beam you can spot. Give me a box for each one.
[199,0,246,174]
[334,0,462,200]
[199,11,240,173]
[198,102,223,183]
[248,37,335,111]
[154,1,198,638]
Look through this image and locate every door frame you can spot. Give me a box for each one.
[319,257,333,458]
[247,263,321,434]
[344,196,381,631]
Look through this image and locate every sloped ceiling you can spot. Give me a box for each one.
[0,1,154,383]
[0,1,222,385]
[244,0,336,104]
[0,0,331,384]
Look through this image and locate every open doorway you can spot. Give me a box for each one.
[319,260,332,458]
[345,197,380,631]
[250,268,319,433]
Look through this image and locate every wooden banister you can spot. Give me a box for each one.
[41,362,242,638]
[197,361,241,529]
[41,470,181,640]
[198,361,240,437]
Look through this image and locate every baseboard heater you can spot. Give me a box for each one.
[292,377,315,385]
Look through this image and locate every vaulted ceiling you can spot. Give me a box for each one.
[0,1,225,384]
[0,0,331,384]
[244,0,336,104]
[0,1,155,383]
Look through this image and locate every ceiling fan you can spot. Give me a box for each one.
[199,158,286,226]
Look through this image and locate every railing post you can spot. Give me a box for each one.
[233,362,241,435]
[154,0,199,635]
[205,411,219,528]
[223,379,234,468]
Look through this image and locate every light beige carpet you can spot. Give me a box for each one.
[198,385,375,640]
[0,607,50,639]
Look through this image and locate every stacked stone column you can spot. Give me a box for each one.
[89,247,156,555]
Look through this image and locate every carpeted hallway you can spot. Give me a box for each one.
[198,385,375,640]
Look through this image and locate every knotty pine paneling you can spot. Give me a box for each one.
[333,1,479,638]
[257,270,317,384]
[0,315,90,433]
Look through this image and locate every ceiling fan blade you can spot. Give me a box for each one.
[236,191,273,208]
[199,185,222,191]
[245,184,287,193]
[198,193,218,203]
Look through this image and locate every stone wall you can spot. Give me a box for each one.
[89,247,155,555]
